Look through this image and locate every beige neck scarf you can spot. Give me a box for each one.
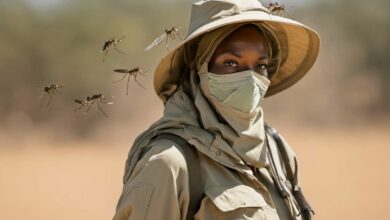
[190,22,281,168]
[123,22,281,183]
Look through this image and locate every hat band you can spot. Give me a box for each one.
[188,2,270,36]
[211,6,269,20]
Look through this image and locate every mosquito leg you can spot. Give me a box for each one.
[126,74,131,96]
[40,94,47,107]
[74,105,84,112]
[114,44,127,55]
[138,70,147,76]
[113,73,128,83]
[134,77,146,89]
[172,33,179,41]
[46,96,53,107]
[102,49,109,62]
[176,32,183,41]
[85,103,93,114]
[55,89,63,95]
[97,101,109,117]
[165,37,169,52]
[79,104,92,116]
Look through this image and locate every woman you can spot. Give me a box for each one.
[114,0,320,219]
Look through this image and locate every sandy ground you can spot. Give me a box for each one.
[0,124,389,220]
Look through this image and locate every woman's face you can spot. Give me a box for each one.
[208,25,271,78]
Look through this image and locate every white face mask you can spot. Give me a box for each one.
[207,70,270,113]
[199,69,270,133]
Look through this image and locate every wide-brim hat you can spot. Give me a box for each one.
[153,0,320,102]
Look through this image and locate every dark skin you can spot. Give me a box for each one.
[208,25,271,78]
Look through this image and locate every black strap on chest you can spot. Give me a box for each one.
[153,134,204,220]
[265,124,315,220]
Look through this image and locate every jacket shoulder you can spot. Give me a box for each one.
[131,138,189,180]
[115,138,190,220]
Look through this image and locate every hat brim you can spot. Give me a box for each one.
[153,11,320,101]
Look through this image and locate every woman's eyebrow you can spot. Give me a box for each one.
[223,50,242,58]
[221,51,269,60]
[258,55,269,60]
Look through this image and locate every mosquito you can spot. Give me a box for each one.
[74,94,114,117]
[144,26,183,52]
[113,67,147,95]
[264,1,291,17]
[101,35,127,62]
[266,2,286,16]
[40,84,63,107]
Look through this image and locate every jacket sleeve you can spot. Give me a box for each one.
[113,139,190,220]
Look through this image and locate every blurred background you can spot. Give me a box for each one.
[0,0,389,219]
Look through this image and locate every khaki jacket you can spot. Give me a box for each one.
[113,132,302,220]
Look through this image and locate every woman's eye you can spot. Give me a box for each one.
[256,64,270,78]
[256,64,268,70]
[224,60,238,67]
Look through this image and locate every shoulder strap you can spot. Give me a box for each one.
[154,134,204,220]
[264,124,315,220]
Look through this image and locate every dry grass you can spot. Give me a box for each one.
[0,123,389,220]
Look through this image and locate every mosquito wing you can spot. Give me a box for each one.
[117,35,126,42]
[101,95,114,105]
[173,26,184,41]
[101,99,114,105]
[139,68,149,76]
[175,26,183,32]
[144,32,167,52]
[38,92,46,99]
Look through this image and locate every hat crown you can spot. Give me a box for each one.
[188,0,269,36]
